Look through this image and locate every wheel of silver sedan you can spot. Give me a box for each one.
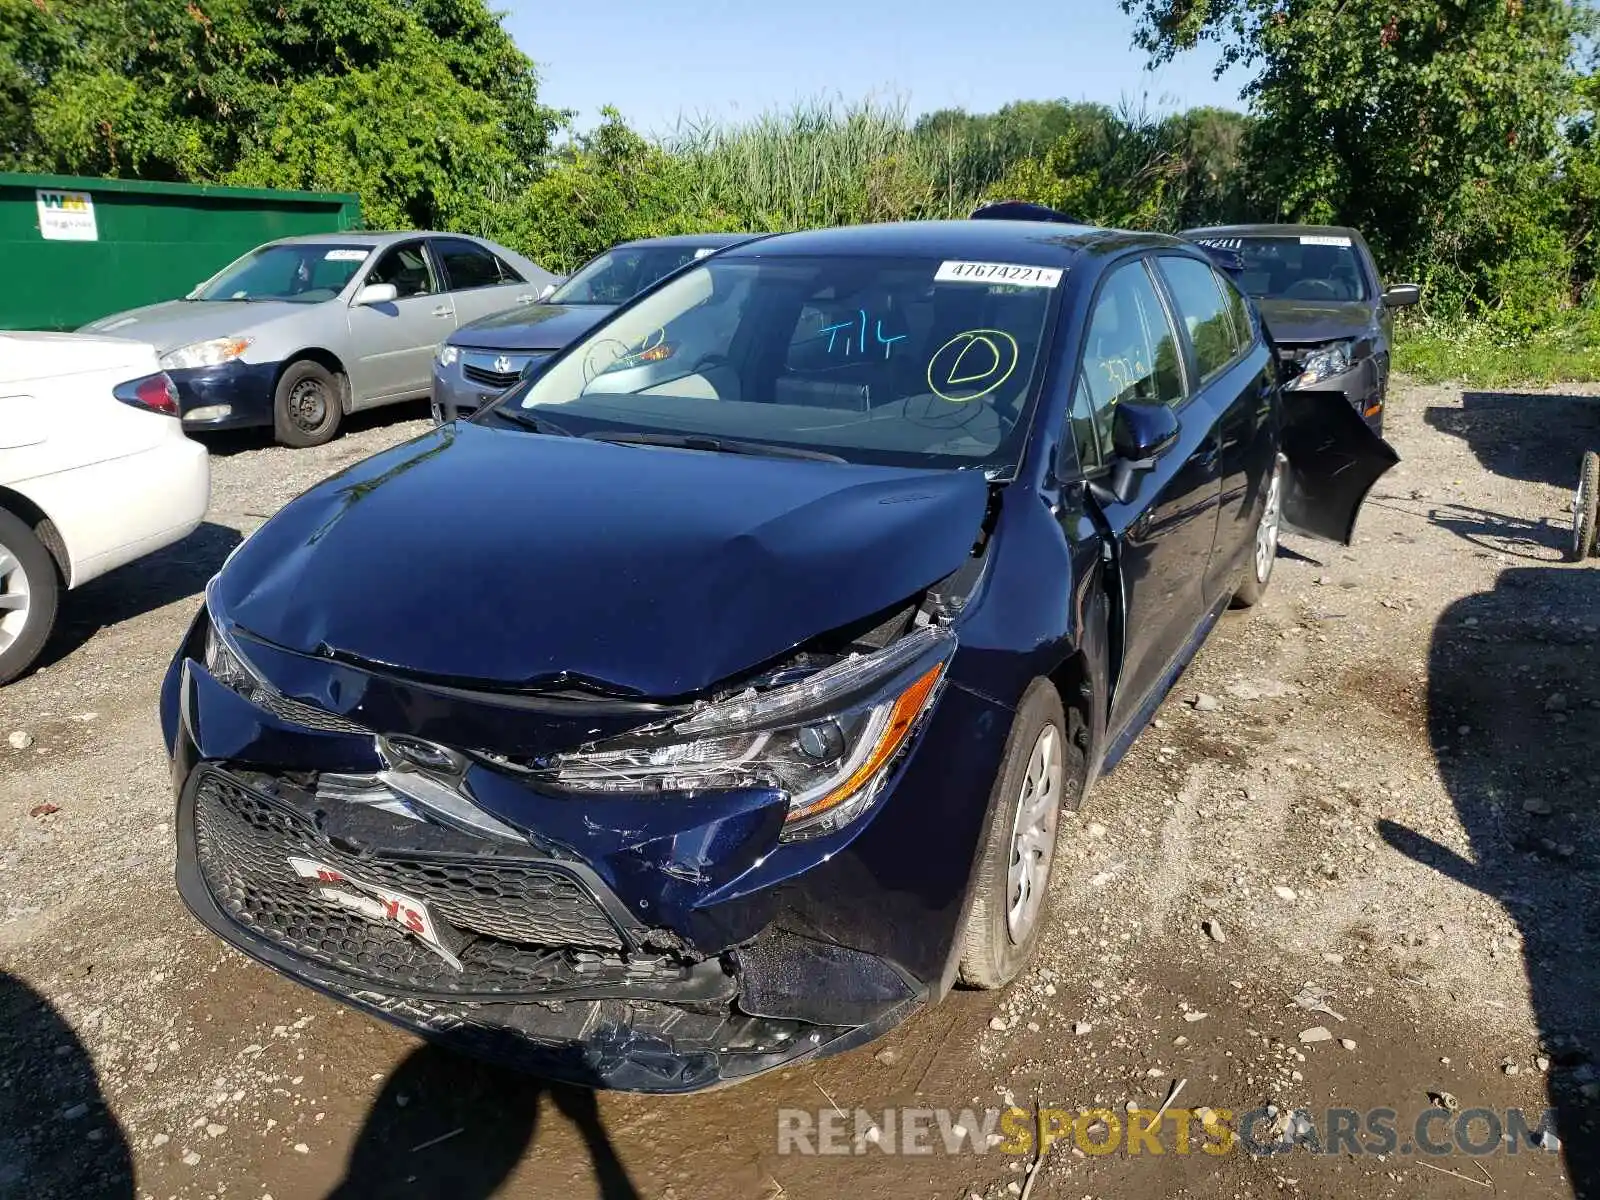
[0,542,31,656]
[1006,723,1062,943]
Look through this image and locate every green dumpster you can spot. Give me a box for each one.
[0,173,362,332]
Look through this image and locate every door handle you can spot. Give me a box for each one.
[431,305,452,318]
[515,294,534,305]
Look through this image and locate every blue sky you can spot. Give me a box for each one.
[502,0,1248,136]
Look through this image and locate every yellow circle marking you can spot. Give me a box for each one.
[927,329,1019,403]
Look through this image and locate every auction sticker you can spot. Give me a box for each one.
[324,248,371,261]
[1300,235,1352,247]
[288,856,462,970]
[936,260,1063,288]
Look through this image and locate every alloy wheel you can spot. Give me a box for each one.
[0,542,32,655]
[1006,724,1062,943]
[1256,458,1285,584]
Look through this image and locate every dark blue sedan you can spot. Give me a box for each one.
[162,215,1396,1093]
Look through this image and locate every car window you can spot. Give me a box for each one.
[194,244,371,303]
[1192,234,1369,302]
[366,243,435,300]
[1069,376,1103,472]
[492,254,525,284]
[1214,267,1256,349]
[1079,260,1185,457]
[550,246,708,306]
[1158,255,1242,382]
[434,239,506,292]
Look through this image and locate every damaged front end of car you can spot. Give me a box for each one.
[162,552,1007,1093]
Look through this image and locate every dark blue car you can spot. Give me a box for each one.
[161,217,1397,1093]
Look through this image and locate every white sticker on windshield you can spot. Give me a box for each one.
[324,249,370,262]
[936,260,1063,288]
[693,247,717,259]
[1300,235,1352,247]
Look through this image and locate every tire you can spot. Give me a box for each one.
[0,510,61,687]
[273,360,343,448]
[1572,450,1599,563]
[957,681,1086,990]
[1232,451,1286,608]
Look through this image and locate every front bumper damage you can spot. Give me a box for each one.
[163,617,1013,1092]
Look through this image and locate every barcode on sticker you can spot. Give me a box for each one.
[1299,235,1352,248]
[936,260,1063,288]
[324,248,370,262]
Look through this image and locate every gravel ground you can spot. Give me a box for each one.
[1,384,1597,1200]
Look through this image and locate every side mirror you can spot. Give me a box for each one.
[353,282,399,307]
[1383,283,1421,308]
[536,282,557,302]
[1112,401,1180,463]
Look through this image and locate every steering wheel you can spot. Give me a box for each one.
[1284,278,1341,300]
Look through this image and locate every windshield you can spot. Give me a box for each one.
[549,244,726,306]
[1191,235,1369,303]
[498,254,1061,471]
[195,244,373,303]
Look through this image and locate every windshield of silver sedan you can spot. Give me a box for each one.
[496,255,1061,470]
[195,244,373,303]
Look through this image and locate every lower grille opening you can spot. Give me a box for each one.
[190,768,689,997]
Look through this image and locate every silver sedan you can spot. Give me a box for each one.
[79,232,558,446]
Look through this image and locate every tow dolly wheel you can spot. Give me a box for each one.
[1573,450,1599,563]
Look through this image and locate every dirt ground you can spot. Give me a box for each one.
[2,383,1598,1200]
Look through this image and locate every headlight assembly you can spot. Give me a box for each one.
[544,624,956,839]
[159,336,253,371]
[1289,341,1355,389]
[436,344,460,368]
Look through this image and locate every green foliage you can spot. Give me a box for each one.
[1395,310,1600,386]
[2,0,561,230]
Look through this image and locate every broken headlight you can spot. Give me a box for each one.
[202,583,275,703]
[1287,340,1355,389]
[547,624,955,839]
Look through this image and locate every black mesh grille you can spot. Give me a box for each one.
[255,689,368,735]
[191,770,629,995]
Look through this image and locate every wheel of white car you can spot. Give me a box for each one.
[0,509,60,687]
[273,360,343,449]
[1232,452,1286,609]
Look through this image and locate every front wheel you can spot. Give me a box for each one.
[273,360,343,448]
[1571,450,1599,562]
[1232,452,1286,608]
[0,510,61,686]
[957,681,1085,990]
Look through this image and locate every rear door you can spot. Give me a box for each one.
[1154,253,1278,600]
[1076,256,1224,732]
[346,239,454,403]
[432,237,536,326]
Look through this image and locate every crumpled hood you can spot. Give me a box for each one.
[449,303,613,352]
[1256,298,1374,347]
[79,299,313,355]
[213,423,989,698]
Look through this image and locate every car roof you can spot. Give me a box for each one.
[718,219,1174,265]
[265,230,489,247]
[1184,222,1365,241]
[622,233,755,249]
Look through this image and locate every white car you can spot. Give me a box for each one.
[0,333,211,684]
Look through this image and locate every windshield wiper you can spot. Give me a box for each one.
[584,431,846,463]
[491,407,575,437]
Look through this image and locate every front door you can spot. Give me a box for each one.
[346,240,455,404]
[1076,257,1224,734]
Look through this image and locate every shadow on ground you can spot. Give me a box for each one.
[30,519,241,673]
[194,398,432,459]
[0,972,132,1199]
[1381,564,1600,1197]
[324,1044,641,1200]
[1425,391,1600,488]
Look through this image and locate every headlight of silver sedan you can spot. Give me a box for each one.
[159,336,253,371]
[544,624,955,839]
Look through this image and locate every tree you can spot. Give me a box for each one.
[1121,0,1590,268]
[1,0,561,231]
